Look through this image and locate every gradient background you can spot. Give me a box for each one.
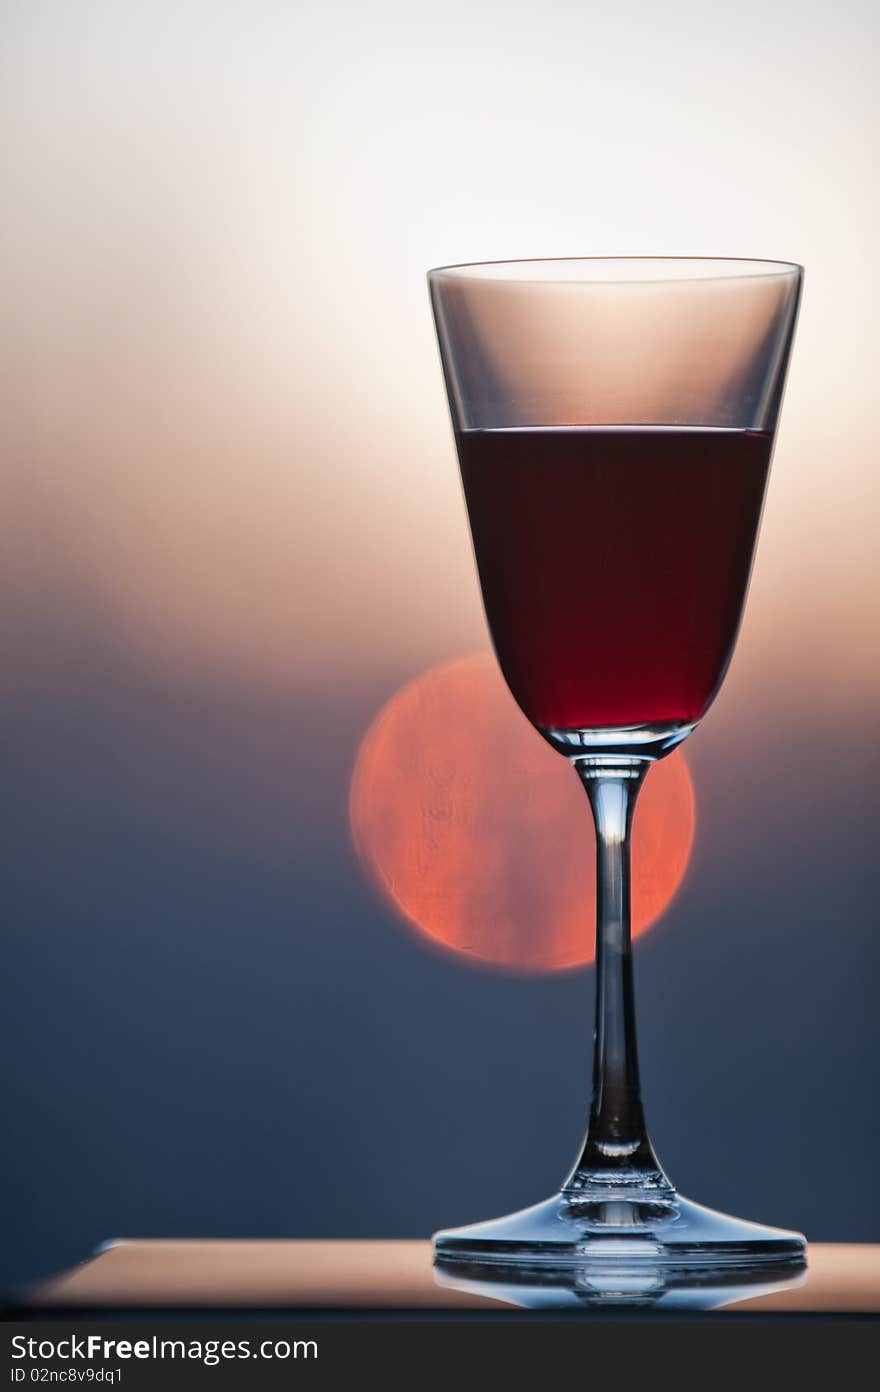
[1,0,877,1291]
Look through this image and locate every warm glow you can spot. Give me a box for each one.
[350,654,696,973]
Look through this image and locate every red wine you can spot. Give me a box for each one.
[457,426,772,732]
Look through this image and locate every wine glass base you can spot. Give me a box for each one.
[433,1189,806,1277]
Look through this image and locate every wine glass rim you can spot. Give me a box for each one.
[427,255,803,283]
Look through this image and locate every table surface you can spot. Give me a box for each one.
[21,1241,880,1315]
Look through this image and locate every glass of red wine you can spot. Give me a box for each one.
[428,257,803,1277]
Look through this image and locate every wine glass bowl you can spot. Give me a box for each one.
[428,257,804,1276]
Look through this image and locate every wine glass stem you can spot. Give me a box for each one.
[564,759,670,1193]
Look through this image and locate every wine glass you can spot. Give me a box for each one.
[428,257,804,1275]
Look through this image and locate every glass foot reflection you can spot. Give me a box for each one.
[433,1188,806,1287]
[434,1249,806,1312]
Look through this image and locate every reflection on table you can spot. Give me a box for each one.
[25,1241,880,1314]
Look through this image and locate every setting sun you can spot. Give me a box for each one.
[350,653,696,973]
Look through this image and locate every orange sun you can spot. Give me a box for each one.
[350,653,696,973]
